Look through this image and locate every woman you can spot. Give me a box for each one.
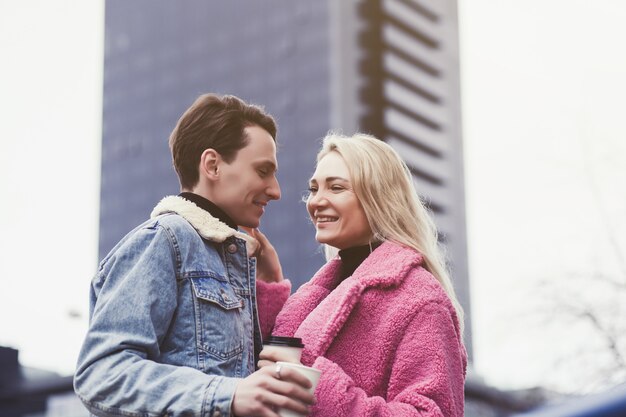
[254,133,467,416]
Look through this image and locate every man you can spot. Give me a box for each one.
[74,94,313,417]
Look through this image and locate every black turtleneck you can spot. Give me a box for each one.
[179,192,238,230]
[337,241,383,281]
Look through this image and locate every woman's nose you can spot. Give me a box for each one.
[308,190,327,209]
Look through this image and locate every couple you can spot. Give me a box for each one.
[74,93,467,417]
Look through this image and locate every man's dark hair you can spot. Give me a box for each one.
[169,93,278,189]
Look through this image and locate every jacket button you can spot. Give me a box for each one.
[227,243,237,254]
[219,288,231,302]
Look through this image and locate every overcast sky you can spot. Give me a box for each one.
[0,0,102,374]
[460,0,626,392]
[1,0,625,394]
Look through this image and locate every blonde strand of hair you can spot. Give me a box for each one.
[317,132,465,334]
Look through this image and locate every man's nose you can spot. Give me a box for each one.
[266,177,281,200]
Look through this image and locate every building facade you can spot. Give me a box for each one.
[99,0,471,354]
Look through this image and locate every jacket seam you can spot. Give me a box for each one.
[77,392,166,417]
[202,377,219,417]
[153,215,183,278]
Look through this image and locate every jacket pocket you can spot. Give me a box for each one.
[190,275,244,364]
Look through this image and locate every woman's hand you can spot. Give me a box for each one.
[257,344,302,369]
[241,227,284,283]
[232,364,314,417]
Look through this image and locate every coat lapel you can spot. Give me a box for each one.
[273,259,340,338]
[282,241,424,365]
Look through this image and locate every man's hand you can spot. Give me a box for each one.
[241,227,284,283]
[232,365,314,417]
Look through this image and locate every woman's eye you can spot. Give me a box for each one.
[307,187,318,193]
[258,170,268,177]
[331,185,344,191]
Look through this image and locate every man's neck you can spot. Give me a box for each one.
[178,192,237,230]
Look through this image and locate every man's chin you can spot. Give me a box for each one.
[238,218,260,229]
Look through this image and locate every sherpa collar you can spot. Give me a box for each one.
[150,195,260,255]
[312,241,424,290]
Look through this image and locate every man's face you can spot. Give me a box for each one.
[213,125,281,228]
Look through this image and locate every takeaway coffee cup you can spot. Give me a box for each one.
[276,361,321,417]
[264,336,304,364]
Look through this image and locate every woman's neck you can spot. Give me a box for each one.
[337,241,383,282]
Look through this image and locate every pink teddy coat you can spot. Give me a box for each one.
[257,241,467,417]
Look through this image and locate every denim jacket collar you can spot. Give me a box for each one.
[151,195,260,256]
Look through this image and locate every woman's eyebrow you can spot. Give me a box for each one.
[309,176,349,184]
[324,176,349,183]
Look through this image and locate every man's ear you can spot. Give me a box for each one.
[199,148,221,181]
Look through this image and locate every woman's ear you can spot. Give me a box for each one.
[199,148,220,180]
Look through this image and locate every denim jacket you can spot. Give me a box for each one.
[74,195,263,417]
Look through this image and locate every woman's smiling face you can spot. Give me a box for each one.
[306,152,372,250]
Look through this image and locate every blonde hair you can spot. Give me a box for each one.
[315,132,464,332]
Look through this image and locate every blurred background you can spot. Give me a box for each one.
[1,0,625,416]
